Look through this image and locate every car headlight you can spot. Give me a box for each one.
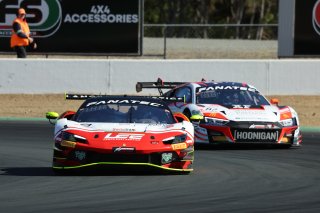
[204,117,229,126]
[279,118,294,127]
[61,132,88,144]
[162,134,187,144]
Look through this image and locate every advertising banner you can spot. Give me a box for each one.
[0,0,142,55]
[294,0,320,55]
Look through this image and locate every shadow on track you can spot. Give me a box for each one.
[0,167,54,176]
[195,143,294,150]
[0,166,190,176]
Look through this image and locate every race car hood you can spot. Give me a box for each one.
[198,104,282,122]
[53,119,194,150]
[80,122,177,132]
[54,118,187,136]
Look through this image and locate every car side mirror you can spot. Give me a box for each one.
[270,98,279,105]
[189,114,204,124]
[173,113,190,123]
[46,111,59,125]
[46,111,59,120]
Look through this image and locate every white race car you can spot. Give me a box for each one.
[136,79,302,148]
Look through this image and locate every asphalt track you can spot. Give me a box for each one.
[1,121,320,213]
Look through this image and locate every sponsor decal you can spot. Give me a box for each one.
[0,0,62,37]
[199,91,218,98]
[0,1,139,37]
[313,0,320,36]
[233,110,266,116]
[280,119,294,127]
[234,131,279,141]
[112,128,136,132]
[113,147,135,153]
[204,107,219,112]
[197,86,257,93]
[104,133,144,141]
[161,153,173,164]
[86,100,163,107]
[75,151,86,161]
[171,143,187,150]
[64,5,138,24]
[249,124,274,129]
[232,105,252,109]
[147,123,170,127]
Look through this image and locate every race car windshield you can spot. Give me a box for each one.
[196,89,270,106]
[74,104,175,124]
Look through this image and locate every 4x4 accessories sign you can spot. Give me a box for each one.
[0,0,142,55]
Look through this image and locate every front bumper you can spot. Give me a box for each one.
[52,146,194,173]
[195,121,299,146]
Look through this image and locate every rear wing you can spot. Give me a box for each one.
[136,78,186,95]
[65,93,185,102]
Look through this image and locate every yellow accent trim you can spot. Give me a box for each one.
[60,140,76,148]
[171,142,188,150]
[190,114,204,120]
[53,162,193,172]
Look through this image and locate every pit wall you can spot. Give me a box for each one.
[0,59,319,95]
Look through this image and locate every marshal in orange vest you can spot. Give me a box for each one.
[10,17,30,48]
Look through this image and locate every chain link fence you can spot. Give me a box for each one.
[0,24,279,59]
[143,24,278,59]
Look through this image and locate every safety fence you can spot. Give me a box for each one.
[143,24,278,59]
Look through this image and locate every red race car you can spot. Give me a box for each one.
[46,94,194,174]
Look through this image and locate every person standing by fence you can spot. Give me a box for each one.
[10,8,36,58]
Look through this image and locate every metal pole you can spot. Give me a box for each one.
[164,25,167,59]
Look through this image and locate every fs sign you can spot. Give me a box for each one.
[294,0,320,55]
[0,0,142,55]
[312,0,320,36]
[0,0,62,38]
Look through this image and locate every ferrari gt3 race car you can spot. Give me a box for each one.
[136,79,302,148]
[46,95,194,173]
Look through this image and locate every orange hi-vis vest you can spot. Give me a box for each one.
[10,18,30,48]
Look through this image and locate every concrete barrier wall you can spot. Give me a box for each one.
[0,59,319,95]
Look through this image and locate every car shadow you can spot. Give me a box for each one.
[0,166,190,176]
[195,143,293,150]
[0,167,54,176]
